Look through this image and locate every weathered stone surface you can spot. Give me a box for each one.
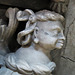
[63,0,75,61]
[55,0,75,75]
[0,0,50,10]
[56,57,75,75]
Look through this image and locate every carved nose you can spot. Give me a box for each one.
[59,32,65,40]
[61,35,65,40]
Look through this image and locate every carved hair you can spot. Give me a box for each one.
[17,9,64,45]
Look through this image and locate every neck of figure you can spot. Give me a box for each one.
[32,43,52,59]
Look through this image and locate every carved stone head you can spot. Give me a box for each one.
[2,9,66,75]
[17,9,65,50]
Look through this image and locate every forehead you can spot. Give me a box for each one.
[37,21,64,30]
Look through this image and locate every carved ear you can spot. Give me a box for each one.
[34,27,39,36]
[33,27,39,43]
[17,9,34,21]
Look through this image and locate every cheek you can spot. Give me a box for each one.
[38,33,58,45]
[46,37,58,45]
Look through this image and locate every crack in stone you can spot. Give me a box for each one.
[62,18,75,54]
[61,56,75,62]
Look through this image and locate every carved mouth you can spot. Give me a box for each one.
[57,40,64,45]
[58,42,63,44]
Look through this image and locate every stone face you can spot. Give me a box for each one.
[0,0,50,10]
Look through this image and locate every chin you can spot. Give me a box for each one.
[55,43,64,49]
[55,46,63,49]
[57,47,62,49]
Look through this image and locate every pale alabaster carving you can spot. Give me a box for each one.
[0,9,65,75]
[0,8,19,55]
[0,8,19,68]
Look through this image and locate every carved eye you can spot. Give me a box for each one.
[57,30,61,34]
[53,30,60,36]
[55,30,61,36]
